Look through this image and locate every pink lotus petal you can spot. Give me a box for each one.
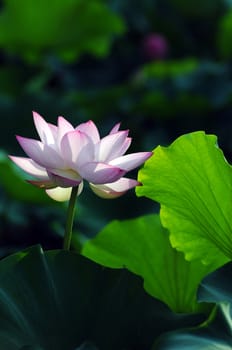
[48,168,82,181]
[79,162,125,184]
[47,170,82,187]
[61,130,94,167]
[28,179,56,189]
[90,177,140,199]
[57,116,74,145]
[109,152,153,171]
[115,137,132,157]
[47,123,58,139]
[95,131,129,162]
[76,120,100,144]
[33,111,55,145]
[17,136,64,169]
[46,183,83,202]
[9,156,49,179]
[109,122,121,134]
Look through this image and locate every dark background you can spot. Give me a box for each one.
[0,0,231,254]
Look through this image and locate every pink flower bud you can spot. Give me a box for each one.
[142,33,169,60]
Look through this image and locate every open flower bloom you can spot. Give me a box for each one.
[10,112,152,201]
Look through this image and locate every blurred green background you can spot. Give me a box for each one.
[0,0,232,254]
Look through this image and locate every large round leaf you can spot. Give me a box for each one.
[82,214,216,313]
[0,245,204,349]
[137,131,232,266]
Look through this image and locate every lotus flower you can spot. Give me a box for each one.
[10,112,152,201]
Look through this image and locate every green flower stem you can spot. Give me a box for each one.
[63,186,79,250]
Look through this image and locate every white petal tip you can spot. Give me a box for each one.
[46,183,84,202]
[46,187,72,202]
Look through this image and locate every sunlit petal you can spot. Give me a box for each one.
[90,177,140,198]
[79,162,125,184]
[46,187,72,201]
[57,116,74,146]
[9,156,49,179]
[33,111,55,145]
[47,123,58,139]
[112,137,132,158]
[109,152,153,171]
[95,131,129,162]
[46,183,83,202]
[76,120,100,144]
[109,122,121,134]
[16,136,64,169]
[61,130,94,167]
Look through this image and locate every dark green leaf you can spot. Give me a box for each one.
[170,0,222,17]
[198,261,232,305]
[0,245,205,349]
[155,261,232,349]
[0,0,125,62]
[217,10,232,58]
[154,304,232,349]
[138,59,198,80]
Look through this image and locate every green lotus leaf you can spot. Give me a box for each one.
[82,214,216,313]
[137,131,232,266]
[0,245,204,349]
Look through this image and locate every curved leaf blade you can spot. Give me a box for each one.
[82,214,216,313]
[137,131,232,265]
